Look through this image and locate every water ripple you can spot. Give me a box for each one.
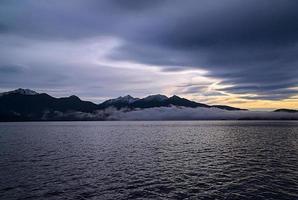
[0,121,298,199]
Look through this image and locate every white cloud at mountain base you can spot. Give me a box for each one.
[44,106,298,121]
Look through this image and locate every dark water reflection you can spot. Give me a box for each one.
[0,121,297,199]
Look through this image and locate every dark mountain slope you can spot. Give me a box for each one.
[165,95,210,108]
[131,94,170,108]
[211,105,247,111]
[0,92,98,121]
[274,109,298,113]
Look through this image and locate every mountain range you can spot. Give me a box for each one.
[0,88,296,121]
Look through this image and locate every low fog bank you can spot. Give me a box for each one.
[43,106,298,121]
[109,107,298,121]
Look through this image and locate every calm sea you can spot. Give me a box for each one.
[0,121,297,200]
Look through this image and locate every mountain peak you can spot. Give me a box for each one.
[103,95,139,105]
[143,94,168,101]
[170,95,182,99]
[121,95,137,101]
[0,88,38,96]
[68,95,80,100]
[115,95,139,103]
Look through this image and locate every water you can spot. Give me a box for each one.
[0,121,297,200]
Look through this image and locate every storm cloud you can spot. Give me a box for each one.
[1,0,298,103]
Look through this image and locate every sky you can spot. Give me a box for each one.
[0,0,298,110]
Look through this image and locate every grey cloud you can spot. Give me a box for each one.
[1,0,298,100]
[108,1,298,99]
[109,0,167,11]
[178,86,226,97]
[0,65,25,74]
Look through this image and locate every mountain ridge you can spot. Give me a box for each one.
[1,88,296,121]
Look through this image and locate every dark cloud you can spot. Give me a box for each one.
[109,0,167,11]
[0,65,24,74]
[108,0,298,99]
[0,24,9,33]
[0,0,298,100]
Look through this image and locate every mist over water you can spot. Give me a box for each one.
[0,121,298,199]
[44,107,298,121]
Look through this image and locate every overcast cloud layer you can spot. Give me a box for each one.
[1,0,298,105]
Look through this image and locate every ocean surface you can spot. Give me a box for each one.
[0,121,297,200]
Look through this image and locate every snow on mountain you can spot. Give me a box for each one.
[103,95,139,104]
[0,88,38,96]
